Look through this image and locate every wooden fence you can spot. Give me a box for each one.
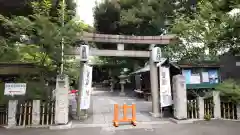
[0,104,7,125]
[204,98,214,118]
[16,100,55,126]
[40,101,55,125]
[16,101,33,126]
[220,101,237,120]
[187,99,199,119]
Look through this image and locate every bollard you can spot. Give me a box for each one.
[113,103,136,127]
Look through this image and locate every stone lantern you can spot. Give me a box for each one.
[110,77,114,92]
[119,71,127,96]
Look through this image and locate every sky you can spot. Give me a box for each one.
[75,0,102,26]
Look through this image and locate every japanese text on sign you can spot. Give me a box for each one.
[4,83,26,96]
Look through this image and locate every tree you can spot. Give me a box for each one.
[171,0,240,62]
[93,0,197,76]
[0,0,89,98]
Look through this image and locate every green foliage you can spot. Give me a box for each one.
[0,0,91,97]
[204,113,212,121]
[171,0,240,62]
[215,79,240,103]
[93,0,195,71]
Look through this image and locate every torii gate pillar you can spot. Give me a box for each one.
[149,44,161,117]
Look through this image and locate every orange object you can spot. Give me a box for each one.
[113,103,137,127]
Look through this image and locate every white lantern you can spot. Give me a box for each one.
[80,45,89,62]
[151,47,161,62]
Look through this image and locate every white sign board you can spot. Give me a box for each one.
[190,74,201,84]
[152,47,161,62]
[4,83,26,96]
[202,72,209,82]
[80,65,93,109]
[159,66,172,107]
[79,45,90,62]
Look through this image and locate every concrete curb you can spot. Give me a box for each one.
[70,120,172,129]
[217,118,240,122]
[168,118,240,124]
[72,123,108,128]
[3,125,49,129]
[169,118,203,124]
[49,121,73,130]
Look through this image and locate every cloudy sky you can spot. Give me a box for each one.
[75,0,102,26]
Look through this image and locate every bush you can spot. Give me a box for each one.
[215,79,240,103]
[204,113,212,121]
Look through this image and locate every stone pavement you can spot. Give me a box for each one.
[72,88,171,129]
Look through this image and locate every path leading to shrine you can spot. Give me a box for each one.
[71,86,171,130]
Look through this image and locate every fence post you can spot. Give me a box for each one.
[198,96,204,119]
[172,75,187,120]
[237,104,240,120]
[7,100,18,127]
[213,91,221,119]
[32,100,40,126]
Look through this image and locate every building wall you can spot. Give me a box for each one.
[220,53,240,81]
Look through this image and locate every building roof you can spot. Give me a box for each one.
[177,64,220,68]
[130,58,180,75]
[129,58,220,75]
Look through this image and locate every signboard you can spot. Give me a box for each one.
[209,70,218,84]
[4,83,26,96]
[182,70,191,84]
[80,64,93,109]
[152,47,162,62]
[159,66,172,107]
[190,74,201,84]
[79,45,89,62]
[202,72,209,82]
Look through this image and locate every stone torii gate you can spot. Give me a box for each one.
[67,32,175,119]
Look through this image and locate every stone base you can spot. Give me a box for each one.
[49,121,73,130]
[149,112,161,118]
[79,110,88,120]
[169,118,198,124]
[79,114,88,120]
[119,92,126,96]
